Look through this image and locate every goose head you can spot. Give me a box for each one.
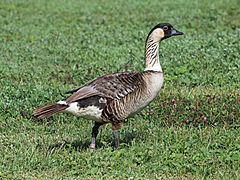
[146,23,183,42]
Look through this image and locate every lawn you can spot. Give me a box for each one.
[0,0,239,178]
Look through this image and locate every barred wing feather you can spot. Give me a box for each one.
[64,72,145,104]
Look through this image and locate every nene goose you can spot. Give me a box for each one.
[33,23,183,151]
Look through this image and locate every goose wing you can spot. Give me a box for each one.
[64,72,145,104]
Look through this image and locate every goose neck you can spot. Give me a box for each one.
[144,39,162,72]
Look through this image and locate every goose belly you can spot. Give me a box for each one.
[64,102,104,122]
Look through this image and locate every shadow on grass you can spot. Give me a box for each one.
[47,130,143,152]
[48,140,90,152]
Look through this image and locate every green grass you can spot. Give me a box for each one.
[0,0,240,178]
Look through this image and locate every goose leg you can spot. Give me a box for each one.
[112,123,122,149]
[90,122,102,152]
[113,130,120,149]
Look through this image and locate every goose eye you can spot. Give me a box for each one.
[163,26,168,31]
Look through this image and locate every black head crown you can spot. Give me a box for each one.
[147,23,184,41]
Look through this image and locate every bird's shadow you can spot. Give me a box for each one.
[48,140,90,152]
[48,130,142,152]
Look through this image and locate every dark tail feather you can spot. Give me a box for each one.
[33,103,68,119]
